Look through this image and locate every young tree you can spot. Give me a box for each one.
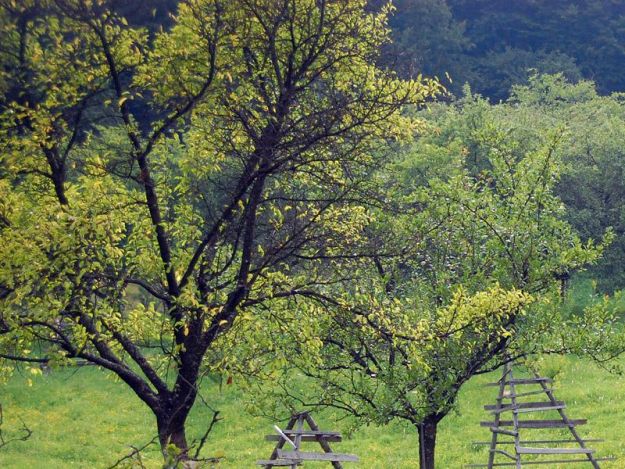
[0,0,439,461]
[236,91,620,469]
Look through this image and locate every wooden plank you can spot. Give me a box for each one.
[500,389,554,399]
[485,378,552,387]
[490,405,566,414]
[264,414,299,469]
[506,366,522,468]
[304,413,344,469]
[516,446,594,455]
[488,363,513,469]
[489,427,518,437]
[464,457,615,467]
[490,449,517,460]
[515,405,565,413]
[534,376,601,468]
[472,439,604,446]
[257,460,302,467]
[485,401,564,411]
[481,419,587,429]
[277,451,358,462]
[280,430,341,437]
[265,435,342,442]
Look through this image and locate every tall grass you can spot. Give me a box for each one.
[0,354,622,468]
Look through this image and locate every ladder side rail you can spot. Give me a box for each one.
[488,365,513,469]
[536,375,601,469]
[507,365,522,469]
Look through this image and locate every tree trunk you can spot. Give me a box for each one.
[157,411,191,463]
[417,415,439,469]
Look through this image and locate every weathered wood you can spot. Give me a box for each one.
[304,413,345,469]
[485,378,552,387]
[279,430,341,437]
[516,446,594,455]
[264,414,299,469]
[489,427,518,437]
[488,364,513,469]
[473,439,603,446]
[293,416,304,469]
[535,375,601,469]
[481,419,587,429]
[500,389,554,399]
[484,398,564,410]
[490,449,517,460]
[506,366,522,469]
[277,451,359,462]
[260,412,355,468]
[265,435,342,442]
[465,457,615,467]
[475,363,608,468]
[257,460,302,466]
[489,405,566,415]
[515,405,565,414]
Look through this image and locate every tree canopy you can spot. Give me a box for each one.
[0,0,439,461]
[233,82,624,469]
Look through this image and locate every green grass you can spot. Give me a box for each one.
[562,276,625,317]
[0,356,623,468]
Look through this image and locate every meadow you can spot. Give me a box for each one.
[0,353,623,468]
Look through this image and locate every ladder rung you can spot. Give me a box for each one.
[488,403,565,414]
[481,419,586,429]
[485,401,563,411]
[516,446,594,455]
[516,405,565,413]
[472,438,604,445]
[488,427,518,436]
[490,449,517,460]
[465,458,615,467]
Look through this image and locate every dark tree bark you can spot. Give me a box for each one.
[156,407,191,458]
[417,414,441,469]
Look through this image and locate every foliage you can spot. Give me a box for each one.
[232,86,622,468]
[384,0,625,100]
[0,0,439,458]
[508,74,625,292]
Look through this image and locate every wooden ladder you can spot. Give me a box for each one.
[467,362,614,468]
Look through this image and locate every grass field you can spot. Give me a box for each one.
[0,355,623,468]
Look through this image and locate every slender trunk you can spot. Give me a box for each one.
[417,414,439,469]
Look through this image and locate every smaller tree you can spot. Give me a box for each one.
[233,91,621,469]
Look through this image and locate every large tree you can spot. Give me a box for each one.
[0,0,439,462]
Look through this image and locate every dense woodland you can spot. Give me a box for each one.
[1,1,625,469]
